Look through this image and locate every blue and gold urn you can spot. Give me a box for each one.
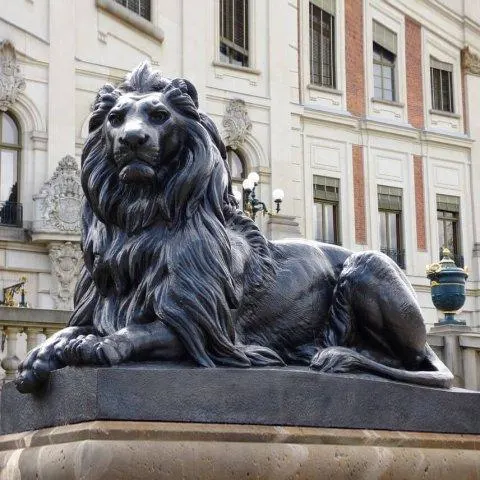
[426,248,468,325]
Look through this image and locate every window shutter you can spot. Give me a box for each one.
[373,21,397,54]
[310,0,335,16]
[378,185,402,211]
[431,57,453,72]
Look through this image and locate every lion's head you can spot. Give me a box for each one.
[82,62,231,233]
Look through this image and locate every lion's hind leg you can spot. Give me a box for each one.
[313,251,453,388]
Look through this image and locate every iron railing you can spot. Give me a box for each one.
[380,248,406,269]
[0,202,22,227]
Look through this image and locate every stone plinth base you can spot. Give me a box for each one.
[3,365,480,435]
[1,421,479,479]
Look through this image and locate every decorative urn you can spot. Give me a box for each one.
[426,248,468,325]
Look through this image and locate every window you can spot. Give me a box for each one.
[219,0,249,67]
[430,58,454,113]
[373,21,397,102]
[437,194,463,267]
[313,175,340,244]
[228,148,246,207]
[0,112,21,227]
[114,0,150,20]
[309,0,336,88]
[378,185,404,268]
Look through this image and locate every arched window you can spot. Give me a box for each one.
[227,148,246,208]
[0,112,21,226]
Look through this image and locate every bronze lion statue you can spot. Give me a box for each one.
[16,63,452,393]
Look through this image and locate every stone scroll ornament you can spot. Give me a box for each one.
[15,62,453,393]
[0,40,26,112]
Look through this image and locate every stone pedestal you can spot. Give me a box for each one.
[2,365,480,478]
[1,421,479,479]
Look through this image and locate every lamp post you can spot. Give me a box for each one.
[239,172,284,221]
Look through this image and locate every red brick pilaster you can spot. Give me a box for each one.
[345,0,365,117]
[352,145,367,245]
[406,17,424,129]
[413,155,426,251]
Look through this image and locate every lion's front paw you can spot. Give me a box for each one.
[62,334,133,366]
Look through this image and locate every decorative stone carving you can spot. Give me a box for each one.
[49,242,83,310]
[222,99,252,149]
[32,155,83,234]
[0,40,26,112]
[462,47,480,76]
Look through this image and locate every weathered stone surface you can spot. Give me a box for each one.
[0,421,479,479]
[3,364,480,435]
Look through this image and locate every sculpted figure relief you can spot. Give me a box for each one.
[16,63,452,393]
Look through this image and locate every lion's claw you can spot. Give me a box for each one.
[62,335,132,366]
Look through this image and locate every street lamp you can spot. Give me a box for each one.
[241,172,284,221]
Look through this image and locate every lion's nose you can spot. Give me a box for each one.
[119,127,149,148]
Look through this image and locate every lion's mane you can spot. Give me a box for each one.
[70,63,279,368]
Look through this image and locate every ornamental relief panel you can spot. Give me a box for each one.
[32,155,84,235]
[49,241,83,310]
[222,98,252,150]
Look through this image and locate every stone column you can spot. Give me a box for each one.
[25,327,44,355]
[1,327,21,381]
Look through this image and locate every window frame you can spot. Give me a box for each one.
[312,175,341,245]
[436,194,462,266]
[0,111,22,227]
[430,58,454,113]
[377,185,404,269]
[309,0,336,89]
[219,0,250,68]
[227,148,247,208]
[113,0,151,20]
[372,21,397,102]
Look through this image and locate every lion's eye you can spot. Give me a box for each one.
[108,112,124,127]
[149,110,169,123]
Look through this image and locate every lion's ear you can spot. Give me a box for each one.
[170,78,199,108]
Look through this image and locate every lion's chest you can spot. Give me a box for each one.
[89,226,167,295]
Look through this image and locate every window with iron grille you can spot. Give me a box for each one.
[114,0,151,20]
[430,58,454,113]
[0,112,22,227]
[378,185,404,268]
[309,0,336,88]
[373,21,397,102]
[313,175,340,245]
[219,0,249,67]
[437,194,463,266]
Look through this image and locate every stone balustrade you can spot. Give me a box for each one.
[428,325,480,390]
[0,307,69,381]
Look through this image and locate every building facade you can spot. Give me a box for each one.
[0,0,479,330]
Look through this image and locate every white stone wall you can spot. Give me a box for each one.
[0,0,478,329]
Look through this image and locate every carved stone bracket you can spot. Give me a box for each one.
[32,155,83,239]
[0,40,26,112]
[222,99,252,150]
[48,241,83,310]
[462,47,480,76]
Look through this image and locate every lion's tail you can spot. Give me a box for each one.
[310,344,453,388]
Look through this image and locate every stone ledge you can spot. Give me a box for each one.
[0,421,479,479]
[3,364,480,435]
